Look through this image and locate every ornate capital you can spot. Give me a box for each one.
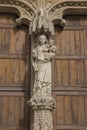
[29,97,56,110]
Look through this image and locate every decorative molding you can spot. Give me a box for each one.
[29,97,56,110]
[0,0,37,25]
[47,0,87,27]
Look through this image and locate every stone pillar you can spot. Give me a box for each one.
[28,8,56,130]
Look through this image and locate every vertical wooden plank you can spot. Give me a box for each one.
[64,96,72,124]
[24,96,30,128]
[7,60,13,85]
[2,60,5,85]
[61,31,66,55]
[14,97,21,126]
[55,31,61,55]
[77,60,85,85]
[70,60,77,86]
[65,31,70,55]
[80,30,85,55]
[20,97,25,127]
[4,29,10,54]
[14,60,19,84]
[0,29,2,53]
[20,60,25,85]
[85,60,87,85]
[85,96,87,123]
[8,97,15,125]
[61,31,69,55]
[10,29,16,54]
[56,96,65,125]
[71,96,78,124]
[15,29,26,55]
[84,30,87,56]
[0,60,3,85]
[0,60,1,84]
[56,60,62,87]
[0,97,3,125]
[69,31,75,55]
[3,97,9,125]
[61,60,69,86]
[1,29,5,54]
[77,96,85,124]
[74,31,81,55]
[15,31,21,54]
[20,29,26,54]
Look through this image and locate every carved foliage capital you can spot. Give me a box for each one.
[29,97,56,110]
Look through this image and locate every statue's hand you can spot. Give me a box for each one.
[44,54,50,61]
[50,53,56,59]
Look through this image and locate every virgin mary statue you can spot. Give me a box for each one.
[32,35,56,98]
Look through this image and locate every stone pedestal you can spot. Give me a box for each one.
[29,97,55,130]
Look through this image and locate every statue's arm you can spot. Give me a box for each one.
[32,49,48,62]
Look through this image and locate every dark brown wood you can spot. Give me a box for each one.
[53,15,87,130]
[56,125,87,129]
[0,13,30,130]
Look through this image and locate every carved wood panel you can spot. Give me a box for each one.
[52,15,87,130]
[0,14,30,130]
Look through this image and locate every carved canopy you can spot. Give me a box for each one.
[0,0,87,27]
[48,0,87,26]
[0,0,37,26]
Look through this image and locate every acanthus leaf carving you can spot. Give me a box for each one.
[29,97,56,110]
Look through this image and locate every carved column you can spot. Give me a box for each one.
[29,8,56,130]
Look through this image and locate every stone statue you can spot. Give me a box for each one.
[29,8,57,130]
[32,35,56,98]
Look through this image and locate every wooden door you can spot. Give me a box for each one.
[0,14,30,130]
[52,15,87,130]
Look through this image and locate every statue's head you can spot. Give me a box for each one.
[38,35,47,45]
[49,38,54,45]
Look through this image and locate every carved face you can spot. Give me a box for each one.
[39,35,46,45]
[49,39,54,45]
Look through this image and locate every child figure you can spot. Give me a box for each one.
[43,38,57,61]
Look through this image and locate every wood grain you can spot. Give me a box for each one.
[0,13,30,130]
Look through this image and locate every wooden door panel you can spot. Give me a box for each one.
[52,59,86,87]
[53,95,87,129]
[0,59,26,86]
[0,14,30,130]
[53,16,87,130]
[55,30,85,56]
[0,95,30,130]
